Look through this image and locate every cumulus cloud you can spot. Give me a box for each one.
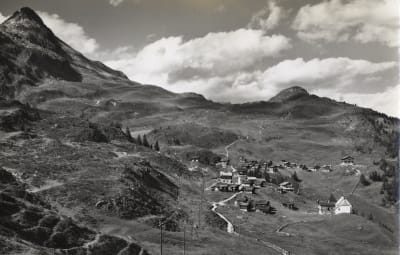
[37,11,99,55]
[248,1,285,31]
[315,85,400,117]
[197,58,397,103]
[105,29,292,85]
[0,12,8,23]
[257,58,397,91]
[292,0,399,47]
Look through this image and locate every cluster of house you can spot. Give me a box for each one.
[213,171,259,192]
[235,197,274,214]
[277,181,294,193]
[215,157,229,168]
[317,196,352,215]
[236,156,338,174]
[213,155,355,177]
[238,157,278,174]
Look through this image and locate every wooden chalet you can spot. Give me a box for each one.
[341,155,354,165]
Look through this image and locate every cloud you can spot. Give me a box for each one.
[109,0,124,7]
[105,29,292,85]
[292,0,399,47]
[196,58,396,103]
[257,58,397,92]
[37,11,99,55]
[0,12,8,23]
[314,85,400,117]
[248,1,285,31]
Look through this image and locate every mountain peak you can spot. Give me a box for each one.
[3,7,45,27]
[269,86,309,103]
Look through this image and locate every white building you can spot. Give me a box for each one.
[334,196,352,214]
[219,171,233,184]
[232,173,247,185]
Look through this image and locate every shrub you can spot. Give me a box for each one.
[154,140,160,151]
[359,174,370,186]
[328,193,337,203]
[136,135,142,145]
[369,171,382,182]
[142,135,150,147]
[292,171,301,182]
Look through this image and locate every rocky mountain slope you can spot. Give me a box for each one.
[0,7,128,99]
[0,167,151,255]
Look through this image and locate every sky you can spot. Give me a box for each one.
[0,0,399,117]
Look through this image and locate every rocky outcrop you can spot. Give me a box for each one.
[269,86,309,103]
[0,167,150,255]
[0,98,40,131]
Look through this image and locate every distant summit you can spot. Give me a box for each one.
[269,86,309,103]
[4,7,45,26]
[0,7,128,98]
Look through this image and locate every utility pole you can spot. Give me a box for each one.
[183,223,186,255]
[191,219,194,241]
[198,172,205,229]
[160,220,163,255]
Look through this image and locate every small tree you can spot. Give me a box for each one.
[125,127,134,142]
[292,171,301,182]
[369,171,382,182]
[137,135,143,146]
[173,138,181,145]
[359,174,370,186]
[247,200,256,212]
[143,135,150,147]
[328,193,337,203]
[154,140,160,151]
[264,172,271,183]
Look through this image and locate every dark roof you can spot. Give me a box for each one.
[341,156,354,160]
[255,200,269,205]
[220,175,232,179]
[318,201,335,207]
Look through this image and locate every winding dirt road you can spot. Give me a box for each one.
[210,192,241,234]
[224,139,241,159]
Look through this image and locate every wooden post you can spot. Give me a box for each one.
[160,220,163,255]
[191,221,194,241]
[198,173,205,229]
[183,223,186,255]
